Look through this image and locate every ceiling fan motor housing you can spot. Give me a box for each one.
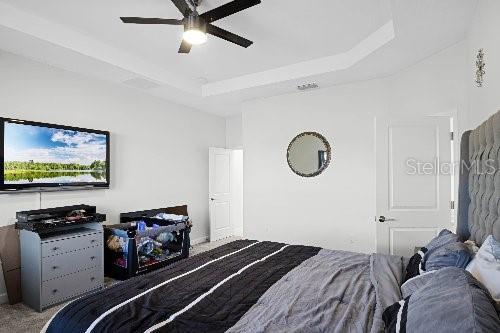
[185,14,207,33]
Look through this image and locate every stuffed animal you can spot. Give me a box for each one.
[157,232,175,244]
[137,238,162,255]
[106,235,126,252]
[65,209,86,221]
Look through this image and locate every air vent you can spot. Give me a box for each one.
[297,83,319,91]
[122,77,162,90]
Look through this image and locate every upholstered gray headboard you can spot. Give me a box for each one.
[457,111,500,245]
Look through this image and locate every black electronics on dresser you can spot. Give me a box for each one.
[16,204,106,234]
[16,205,105,312]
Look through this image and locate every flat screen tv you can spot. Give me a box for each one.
[0,118,110,192]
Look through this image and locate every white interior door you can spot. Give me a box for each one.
[376,116,452,257]
[209,148,233,241]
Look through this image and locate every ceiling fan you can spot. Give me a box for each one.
[120,0,261,54]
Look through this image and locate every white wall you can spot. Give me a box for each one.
[243,82,383,253]
[224,117,244,237]
[0,51,225,300]
[230,150,244,237]
[225,114,243,149]
[242,42,467,253]
[465,0,500,128]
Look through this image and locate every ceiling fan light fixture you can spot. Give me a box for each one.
[183,14,207,45]
[183,29,207,45]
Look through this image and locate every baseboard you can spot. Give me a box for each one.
[0,292,8,304]
[191,234,242,245]
[233,227,244,237]
[191,236,209,245]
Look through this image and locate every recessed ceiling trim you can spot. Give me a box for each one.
[0,2,199,96]
[0,0,477,117]
[0,2,394,100]
[122,77,163,90]
[202,20,395,97]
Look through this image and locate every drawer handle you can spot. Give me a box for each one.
[52,266,59,270]
[52,247,60,251]
[52,289,58,294]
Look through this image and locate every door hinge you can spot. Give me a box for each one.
[450,200,455,210]
[450,132,454,141]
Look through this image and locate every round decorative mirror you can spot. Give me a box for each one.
[287,132,331,177]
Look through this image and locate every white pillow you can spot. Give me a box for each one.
[466,235,500,302]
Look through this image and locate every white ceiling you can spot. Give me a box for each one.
[0,0,478,116]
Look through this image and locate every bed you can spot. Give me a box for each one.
[43,240,404,332]
[42,113,500,333]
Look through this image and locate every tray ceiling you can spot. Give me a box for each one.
[0,0,478,116]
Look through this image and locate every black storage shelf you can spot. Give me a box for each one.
[104,206,191,280]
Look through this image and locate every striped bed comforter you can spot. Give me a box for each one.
[43,240,405,333]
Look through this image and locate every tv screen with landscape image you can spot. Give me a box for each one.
[0,118,110,191]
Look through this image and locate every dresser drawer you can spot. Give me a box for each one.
[41,267,103,308]
[42,246,102,281]
[42,232,102,257]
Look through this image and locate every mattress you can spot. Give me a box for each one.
[43,240,405,333]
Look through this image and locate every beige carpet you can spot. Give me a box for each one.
[0,237,240,333]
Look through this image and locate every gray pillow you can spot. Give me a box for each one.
[384,267,500,333]
[401,242,474,298]
[403,229,461,282]
[424,241,473,272]
[425,229,459,251]
[400,271,436,299]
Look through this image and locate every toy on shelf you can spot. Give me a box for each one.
[106,234,127,253]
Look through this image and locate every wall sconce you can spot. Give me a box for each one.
[476,48,485,87]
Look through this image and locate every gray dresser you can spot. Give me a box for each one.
[20,222,104,312]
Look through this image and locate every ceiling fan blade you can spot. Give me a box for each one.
[207,24,252,48]
[171,0,193,16]
[178,40,192,53]
[200,0,261,23]
[120,17,183,25]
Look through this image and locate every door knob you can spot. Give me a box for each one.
[378,216,396,223]
[210,198,215,201]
